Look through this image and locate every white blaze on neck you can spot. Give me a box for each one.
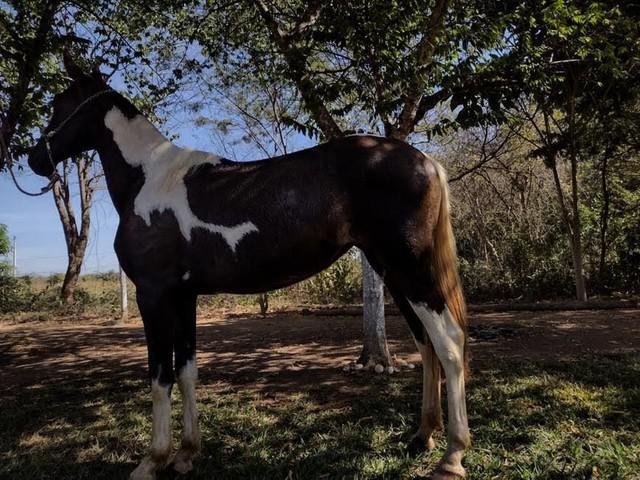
[104,107,258,252]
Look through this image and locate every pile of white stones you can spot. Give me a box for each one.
[342,358,416,374]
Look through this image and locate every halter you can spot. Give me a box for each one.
[3,89,115,197]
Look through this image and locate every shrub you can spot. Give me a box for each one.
[0,275,28,313]
[300,251,361,304]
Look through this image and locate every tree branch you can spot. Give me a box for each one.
[391,0,449,140]
[254,0,342,139]
[1,1,61,171]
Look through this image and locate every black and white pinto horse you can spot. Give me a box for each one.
[29,60,470,480]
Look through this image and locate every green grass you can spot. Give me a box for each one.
[1,355,639,479]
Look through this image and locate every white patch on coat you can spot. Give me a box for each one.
[407,301,469,476]
[178,359,200,450]
[104,107,258,252]
[182,271,191,281]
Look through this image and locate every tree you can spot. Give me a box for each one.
[52,153,101,303]
[501,0,640,300]
[0,224,11,270]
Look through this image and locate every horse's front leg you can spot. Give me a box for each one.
[172,292,200,474]
[130,289,176,480]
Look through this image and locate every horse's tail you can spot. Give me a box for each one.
[430,159,469,377]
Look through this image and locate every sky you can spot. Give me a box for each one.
[1,167,120,275]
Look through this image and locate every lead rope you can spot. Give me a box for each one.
[1,130,58,196]
[1,89,115,196]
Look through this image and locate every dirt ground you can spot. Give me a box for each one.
[1,308,638,401]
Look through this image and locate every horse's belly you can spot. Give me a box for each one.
[192,232,351,294]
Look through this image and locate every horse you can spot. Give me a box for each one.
[28,57,470,480]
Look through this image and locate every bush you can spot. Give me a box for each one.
[0,275,29,313]
[299,251,361,304]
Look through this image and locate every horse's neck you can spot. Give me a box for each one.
[95,104,221,217]
[95,105,169,215]
[104,107,171,167]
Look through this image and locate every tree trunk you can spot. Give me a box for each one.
[357,251,392,367]
[51,156,95,304]
[548,158,587,302]
[61,252,83,303]
[254,2,452,369]
[598,153,611,283]
[117,266,128,325]
[571,231,587,301]
[258,292,269,316]
[567,84,587,302]
[543,98,587,303]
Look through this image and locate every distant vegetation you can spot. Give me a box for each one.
[0,251,363,318]
[2,235,637,320]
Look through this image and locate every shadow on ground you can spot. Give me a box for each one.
[1,309,639,479]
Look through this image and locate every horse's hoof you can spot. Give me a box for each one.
[130,456,162,480]
[172,458,193,475]
[430,472,464,480]
[430,462,465,480]
[407,433,436,455]
[171,449,194,475]
[129,468,155,480]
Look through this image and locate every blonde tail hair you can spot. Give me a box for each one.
[430,160,469,376]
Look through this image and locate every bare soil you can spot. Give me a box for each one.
[1,308,638,401]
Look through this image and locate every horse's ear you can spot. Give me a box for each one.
[91,63,108,83]
[63,50,86,80]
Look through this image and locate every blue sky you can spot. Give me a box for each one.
[2,156,121,275]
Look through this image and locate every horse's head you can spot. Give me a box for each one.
[28,54,111,177]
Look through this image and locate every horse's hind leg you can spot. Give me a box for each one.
[381,261,469,477]
[408,298,469,479]
[130,288,177,480]
[172,292,200,474]
[389,289,443,453]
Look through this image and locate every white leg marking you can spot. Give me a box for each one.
[182,271,191,281]
[178,359,199,449]
[174,359,200,474]
[130,381,172,480]
[408,301,469,477]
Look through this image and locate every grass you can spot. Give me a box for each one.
[1,354,639,479]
